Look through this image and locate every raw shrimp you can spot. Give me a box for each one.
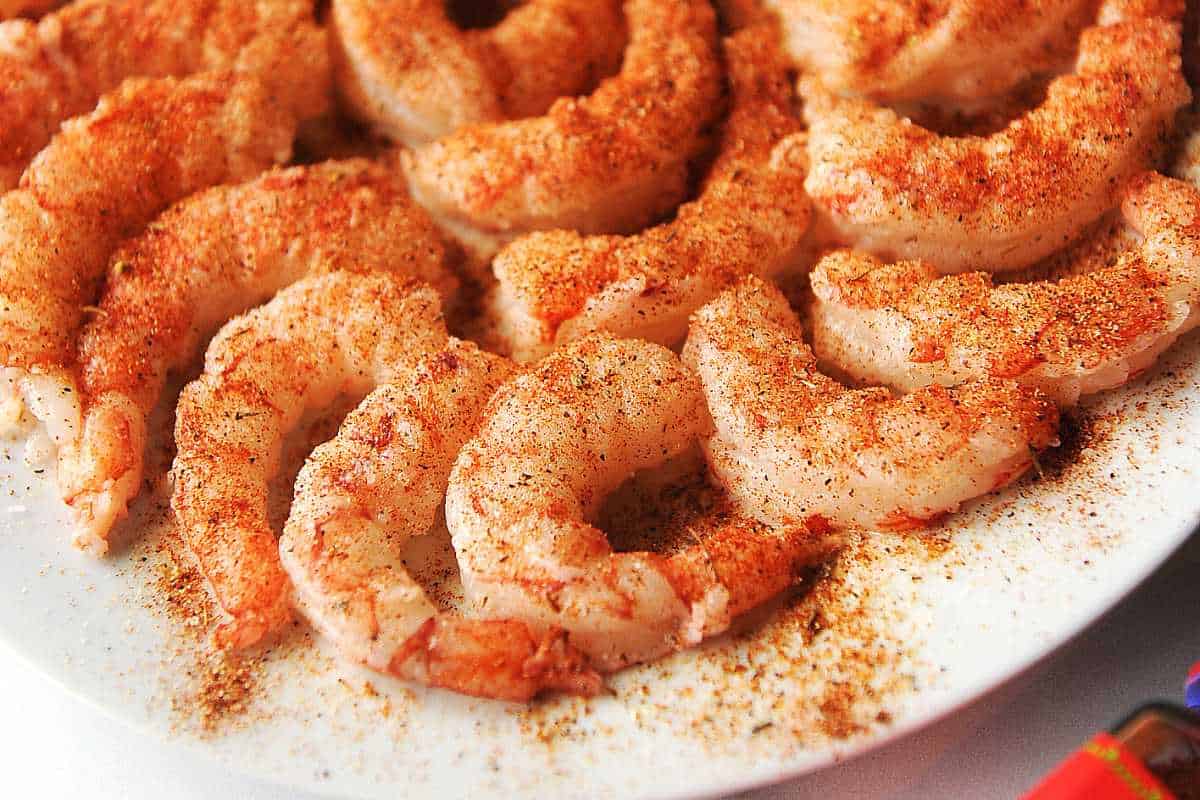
[809,173,1200,406]
[445,335,837,671]
[401,0,721,247]
[59,156,456,555]
[172,272,450,649]
[0,64,324,485]
[281,341,601,700]
[487,26,810,361]
[683,277,1059,532]
[0,0,327,189]
[763,0,1095,103]
[331,0,626,146]
[802,11,1189,273]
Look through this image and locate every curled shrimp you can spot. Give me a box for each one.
[331,0,626,146]
[809,173,1200,406]
[57,155,456,554]
[281,340,601,701]
[400,0,722,251]
[487,26,811,361]
[801,7,1189,273]
[446,334,837,671]
[763,0,1095,104]
[683,276,1060,532]
[0,0,327,189]
[0,63,326,481]
[171,272,450,649]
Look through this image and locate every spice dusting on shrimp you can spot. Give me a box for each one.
[684,277,1059,532]
[282,341,600,700]
[809,173,1200,406]
[487,25,811,361]
[171,273,449,649]
[59,155,455,554]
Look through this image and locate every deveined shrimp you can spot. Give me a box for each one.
[683,277,1060,532]
[487,26,811,361]
[171,272,450,650]
[445,335,838,671]
[0,0,327,189]
[0,64,324,487]
[801,8,1189,274]
[59,156,456,554]
[281,340,601,700]
[331,0,626,146]
[400,0,722,250]
[808,173,1200,406]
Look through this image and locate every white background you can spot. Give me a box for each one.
[1,532,1195,799]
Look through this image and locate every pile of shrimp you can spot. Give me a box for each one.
[2,0,1197,702]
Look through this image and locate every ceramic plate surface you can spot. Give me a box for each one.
[0,331,1197,799]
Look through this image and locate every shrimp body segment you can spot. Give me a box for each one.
[446,335,833,671]
[401,0,722,241]
[764,0,1094,103]
[487,26,811,361]
[0,66,319,484]
[281,341,601,700]
[809,174,1200,406]
[60,156,455,554]
[0,0,328,189]
[331,0,626,146]
[171,273,450,650]
[802,14,1189,273]
[683,277,1060,532]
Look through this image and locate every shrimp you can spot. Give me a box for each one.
[0,0,328,190]
[281,340,601,700]
[763,0,1095,104]
[0,63,326,483]
[445,335,838,671]
[808,173,1200,406]
[58,156,456,555]
[801,10,1189,274]
[401,0,722,247]
[331,0,626,146]
[0,0,60,19]
[486,26,811,362]
[171,272,450,650]
[682,277,1060,532]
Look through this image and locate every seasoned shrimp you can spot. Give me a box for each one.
[401,0,721,245]
[58,156,455,555]
[172,272,449,649]
[802,12,1189,273]
[331,0,626,146]
[0,65,322,482]
[446,335,837,670]
[764,0,1094,103]
[487,26,810,361]
[683,277,1059,532]
[809,174,1200,406]
[0,0,60,19]
[281,341,601,700]
[0,0,327,189]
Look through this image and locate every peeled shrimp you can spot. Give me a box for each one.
[0,0,60,19]
[58,156,455,555]
[809,173,1200,406]
[331,0,625,146]
[281,341,601,700]
[0,0,327,189]
[401,0,722,246]
[446,335,837,671]
[171,272,449,650]
[763,0,1094,104]
[683,277,1060,532]
[0,65,324,487]
[487,26,811,361]
[802,12,1189,273]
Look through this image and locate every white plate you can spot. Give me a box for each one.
[0,332,1197,800]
